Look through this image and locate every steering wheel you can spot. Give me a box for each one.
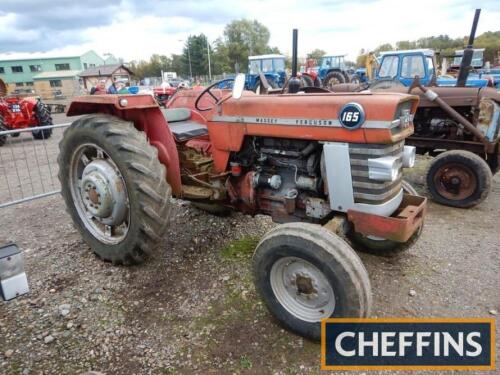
[194,78,235,112]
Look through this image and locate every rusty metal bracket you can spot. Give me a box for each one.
[347,194,427,243]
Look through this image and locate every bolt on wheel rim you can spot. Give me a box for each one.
[70,143,130,245]
[270,256,335,322]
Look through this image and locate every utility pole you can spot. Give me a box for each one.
[187,42,193,81]
[180,39,193,81]
[207,37,212,83]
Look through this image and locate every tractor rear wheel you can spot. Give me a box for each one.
[253,223,371,341]
[58,114,171,265]
[323,71,345,89]
[347,180,423,255]
[426,150,492,208]
[32,102,53,140]
[0,115,7,147]
[342,71,351,83]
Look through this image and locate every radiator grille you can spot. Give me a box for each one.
[349,141,404,204]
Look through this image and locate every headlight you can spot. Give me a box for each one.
[402,145,416,168]
[368,156,399,182]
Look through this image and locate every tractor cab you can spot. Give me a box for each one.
[451,48,485,70]
[377,49,436,86]
[246,54,287,91]
[319,55,347,71]
[376,49,489,88]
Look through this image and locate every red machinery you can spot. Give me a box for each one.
[153,86,177,107]
[57,31,426,340]
[0,79,53,145]
[298,58,320,87]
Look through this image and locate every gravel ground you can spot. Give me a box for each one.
[0,113,498,374]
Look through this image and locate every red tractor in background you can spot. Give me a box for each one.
[153,85,177,107]
[0,79,53,146]
[298,58,321,87]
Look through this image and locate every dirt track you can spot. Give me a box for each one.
[0,113,498,374]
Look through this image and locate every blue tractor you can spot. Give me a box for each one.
[372,49,490,88]
[245,54,287,92]
[448,48,500,88]
[316,55,351,89]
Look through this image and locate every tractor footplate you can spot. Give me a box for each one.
[347,194,427,242]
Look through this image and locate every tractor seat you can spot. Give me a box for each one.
[161,108,208,142]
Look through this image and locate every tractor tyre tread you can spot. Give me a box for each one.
[32,102,53,140]
[58,114,171,265]
[426,150,492,208]
[323,71,346,89]
[253,223,371,340]
[0,115,6,146]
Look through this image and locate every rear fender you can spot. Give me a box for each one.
[67,95,182,196]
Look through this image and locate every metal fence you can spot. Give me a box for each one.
[0,123,70,208]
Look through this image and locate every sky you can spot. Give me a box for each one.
[0,0,499,62]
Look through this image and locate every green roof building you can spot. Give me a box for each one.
[0,50,107,99]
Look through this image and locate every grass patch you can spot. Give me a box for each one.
[240,355,253,369]
[220,236,260,260]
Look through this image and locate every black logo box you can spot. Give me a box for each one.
[324,321,493,367]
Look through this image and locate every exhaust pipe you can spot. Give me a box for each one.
[288,29,301,94]
[456,9,481,87]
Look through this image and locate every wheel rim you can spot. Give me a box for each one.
[433,162,477,201]
[70,143,130,244]
[270,256,335,322]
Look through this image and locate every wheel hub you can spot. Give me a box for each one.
[271,257,335,322]
[435,163,477,200]
[295,274,316,295]
[80,159,127,226]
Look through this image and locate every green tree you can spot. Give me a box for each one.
[182,34,211,78]
[373,43,394,54]
[307,49,327,61]
[475,31,500,64]
[219,19,272,72]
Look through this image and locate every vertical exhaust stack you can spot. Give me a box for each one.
[456,9,481,87]
[288,29,301,94]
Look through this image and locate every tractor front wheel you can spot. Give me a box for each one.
[58,114,171,265]
[32,102,53,140]
[426,150,492,208]
[253,223,371,341]
[322,71,345,89]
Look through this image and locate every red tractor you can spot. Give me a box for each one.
[298,58,321,87]
[0,79,53,145]
[57,71,426,340]
[55,28,425,341]
[153,85,177,107]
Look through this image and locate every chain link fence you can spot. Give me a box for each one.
[0,123,70,208]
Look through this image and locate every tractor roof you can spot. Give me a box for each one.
[379,49,435,57]
[248,54,285,60]
[454,48,485,54]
